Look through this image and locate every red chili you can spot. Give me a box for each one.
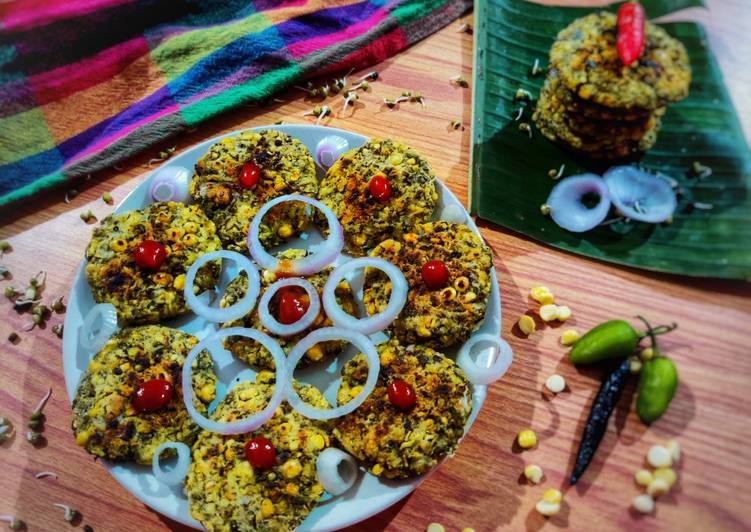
[133,240,167,270]
[616,2,646,66]
[275,286,309,325]
[421,260,450,290]
[132,379,174,412]
[245,436,276,469]
[239,160,261,189]
[368,175,392,203]
[387,379,417,411]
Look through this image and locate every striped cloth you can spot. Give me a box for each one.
[0,0,471,207]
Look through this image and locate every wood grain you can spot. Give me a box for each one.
[1,2,750,531]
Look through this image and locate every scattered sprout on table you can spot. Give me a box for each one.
[518,122,532,138]
[51,296,66,313]
[52,504,80,524]
[692,202,714,210]
[690,160,712,179]
[26,431,44,446]
[274,120,285,125]
[513,107,524,121]
[0,265,9,279]
[7,332,20,345]
[548,164,565,179]
[350,80,370,92]
[0,515,25,530]
[449,74,469,88]
[450,120,463,130]
[341,91,359,115]
[303,105,330,125]
[0,417,14,444]
[514,88,532,103]
[0,242,11,255]
[530,58,544,77]
[457,22,473,34]
[79,210,97,223]
[147,146,176,167]
[34,471,58,480]
[64,189,78,204]
[102,192,113,205]
[51,324,64,339]
[355,71,378,82]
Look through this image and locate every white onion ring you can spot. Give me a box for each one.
[603,166,677,223]
[181,327,288,434]
[286,327,379,420]
[149,166,191,203]
[322,257,407,335]
[456,333,513,385]
[546,174,611,232]
[316,447,359,496]
[258,278,321,336]
[247,194,344,276]
[151,441,190,486]
[78,303,118,352]
[184,250,260,323]
[316,135,349,169]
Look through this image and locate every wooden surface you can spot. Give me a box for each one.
[1,1,750,531]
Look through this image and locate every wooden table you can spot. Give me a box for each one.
[1,1,750,530]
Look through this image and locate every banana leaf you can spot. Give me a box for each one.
[469,0,751,280]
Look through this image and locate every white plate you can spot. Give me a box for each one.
[62,125,507,531]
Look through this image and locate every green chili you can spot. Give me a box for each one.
[569,317,677,365]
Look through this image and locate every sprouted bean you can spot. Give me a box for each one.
[514,88,532,102]
[355,71,379,82]
[540,203,551,216]
[0,242,10,255]
[410,91,426,108]
[34,471,58,479]
[450,120,463,130]
[30,388,52,422]
[80,210,96,223]
[303,105,330,125]
[147,146,176,166]
[342,91,359,114]
[518,122,532,138]
[450,75,469,88]
[457,22,473,34]
[690,161,712,179]
[0,265,9,278]
[0,516,25,530]
[274,120,285,125]
[52,324,64,339]
[64,189,79,204]
[52,504,80,523]
[26,431,43,446]
[548,164,565,179]
[102,192,113,204]
[530,58,544,77]
[513,107,524,121]
[52,296,66,313]
[692,202,714,210]
[350,80,370,92]
[7,333,20,345]
[0,418,14,444]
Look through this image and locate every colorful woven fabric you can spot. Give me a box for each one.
[0,0,470,207]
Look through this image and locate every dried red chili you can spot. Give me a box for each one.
[616,2,646,66]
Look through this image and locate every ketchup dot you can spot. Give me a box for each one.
[132,379,174,412]
[275,287,309,325]
[245,436,276,469]
[133,240,167,270]
[387,379,416,411]
[421,260,450,290]
[368,175,392,203]
[239,161,261,189]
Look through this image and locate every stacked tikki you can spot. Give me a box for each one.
[533,4,691,159]
[75,130,499,531]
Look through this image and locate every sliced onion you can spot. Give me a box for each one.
[149,166,191,204]
[286,327,378,420]
[316,135,349,169]
[316,448,359,496]
[323,257,407,335]
[152,441,190,486]
[181,327,288,435]
[456,333,513,385]
[247,194,344,276]
[79,303,118,352]
[546,174,611,232]
[439,203,466,224]
[258,277,321,337]
[603,166,677,223]
[184,250,260,323]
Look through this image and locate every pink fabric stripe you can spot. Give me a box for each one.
[0,0,135,32]
[69,104,179,163]
[286,8,387,58]
[30,37,150,106]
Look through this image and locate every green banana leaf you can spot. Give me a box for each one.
[469,0,751,280]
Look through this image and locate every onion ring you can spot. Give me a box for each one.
[79,303,118,352]
[316,135,349,169]
[151,441,190,486]
[247,194,344,276]
[258,278,321,337]
[603,166,676,223]
[546,174,611,232]
[286,327,379,420]
[184,250,260,323]
[456,333,513,385]
[316,447,359,496]
[323,257,408,335]
[181,327,288,435]
[439,203,466,224]
[148,166,191,204]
